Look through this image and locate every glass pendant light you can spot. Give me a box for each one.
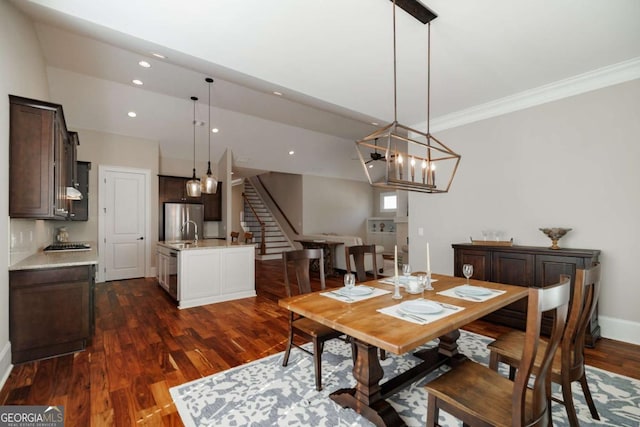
[186,96,201,197]
[201,77,218,194]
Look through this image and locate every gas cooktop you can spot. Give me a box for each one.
[44,242,92,252]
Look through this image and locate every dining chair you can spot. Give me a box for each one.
[488,265,601,426]
[345,244,378,282]
[425,276,571,427]
[244,231,253,244]
[281,249,344,391]
[230,231,239,242]
[345,244,385,360]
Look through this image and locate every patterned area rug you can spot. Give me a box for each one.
[170,330,640,426]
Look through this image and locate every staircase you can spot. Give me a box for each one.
[243,181,294,260]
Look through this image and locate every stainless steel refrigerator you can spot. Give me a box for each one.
[164,203,204,241]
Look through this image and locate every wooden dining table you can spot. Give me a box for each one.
[278,273,529,427]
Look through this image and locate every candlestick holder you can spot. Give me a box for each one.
[425,272,434,291]
[392,275,403,299]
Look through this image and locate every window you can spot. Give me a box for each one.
[380,192,397,212]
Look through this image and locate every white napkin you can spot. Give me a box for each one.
[377,300,462,325]
[321,286,391,303]
[437,285,505,302]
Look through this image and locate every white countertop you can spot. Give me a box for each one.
[9,247,99,271]
[158,239,255,251]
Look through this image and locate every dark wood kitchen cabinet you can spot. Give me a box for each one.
[70,161,91,221]
[452,243,601,346]
[9,95,74,219]
[9,265,95,363]
[202,181,222,221]
[158,175,222,240]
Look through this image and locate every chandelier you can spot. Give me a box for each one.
[355,0,460,194]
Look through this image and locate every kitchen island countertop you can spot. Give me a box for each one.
[158,239,254,251]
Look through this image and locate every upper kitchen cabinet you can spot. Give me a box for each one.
[159,175,200,203]
[70,161,91,221]
[9,95,75,219]
[202,181,222,221]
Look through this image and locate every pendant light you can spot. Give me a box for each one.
[354,0,461,194]
[186,96,201,197]
[201,77,218,194]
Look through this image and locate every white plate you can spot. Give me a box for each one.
[338,286,374,297]
[456,285,493,296]
[400,300,443,315]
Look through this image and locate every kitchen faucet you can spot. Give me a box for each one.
[182,220,198,242]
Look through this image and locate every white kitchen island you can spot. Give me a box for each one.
[157,239,255,309]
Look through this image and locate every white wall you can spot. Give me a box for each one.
[259,172,304,233]
[302,175,373,237]
[409,79,640,344]
[0,0,52,387]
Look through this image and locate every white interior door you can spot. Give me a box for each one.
[102,167,147,281]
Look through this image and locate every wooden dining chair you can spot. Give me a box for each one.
[345,244,378,283]
[425,276,571,427]
[345,244,385,360]
[281,249,343,391]
[488,265,602,426]
[230,231,239,242]
[244,231,253,244]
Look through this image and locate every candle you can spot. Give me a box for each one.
[426,242,431,273]
[410,156,415,181]
[394,245,398,278]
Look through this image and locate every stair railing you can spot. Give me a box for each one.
[242,192,266,255]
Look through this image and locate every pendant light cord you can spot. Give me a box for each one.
[427,22,431,136]
[191,96,197,177]
[392,0,398,123]
[208,80,211,162]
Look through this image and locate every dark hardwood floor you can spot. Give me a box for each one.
[1,259,639,426]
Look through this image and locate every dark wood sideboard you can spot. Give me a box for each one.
[452,243,601,347]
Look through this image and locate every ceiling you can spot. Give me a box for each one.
[12,0,640,181]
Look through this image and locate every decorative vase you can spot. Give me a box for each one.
[539,227,572,250]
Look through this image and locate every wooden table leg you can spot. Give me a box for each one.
[330,339,404,427]
[330,331,465,426]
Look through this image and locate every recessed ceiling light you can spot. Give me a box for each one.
[371,122,379,126]
[212,128,219,133]
[368,164,373,168]
[288,150,295,155]
[128,111,137,118]
[151,52,166,59]
[132,79,143,85]
[273,91,283,96]
[138,60,151,68]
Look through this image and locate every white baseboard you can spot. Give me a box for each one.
[599,315,640,345]
[0,341,13,391]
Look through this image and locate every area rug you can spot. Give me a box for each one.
[170,330,640,426]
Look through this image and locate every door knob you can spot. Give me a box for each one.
[137,237,144,240]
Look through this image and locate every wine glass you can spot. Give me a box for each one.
[344,273,355,292]
[462,264,473,285]
[416,274,427,299]
[402,264,411,278]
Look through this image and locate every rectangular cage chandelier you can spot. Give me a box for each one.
[355,0,461,194]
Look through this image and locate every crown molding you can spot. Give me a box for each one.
[428,57,640,133]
